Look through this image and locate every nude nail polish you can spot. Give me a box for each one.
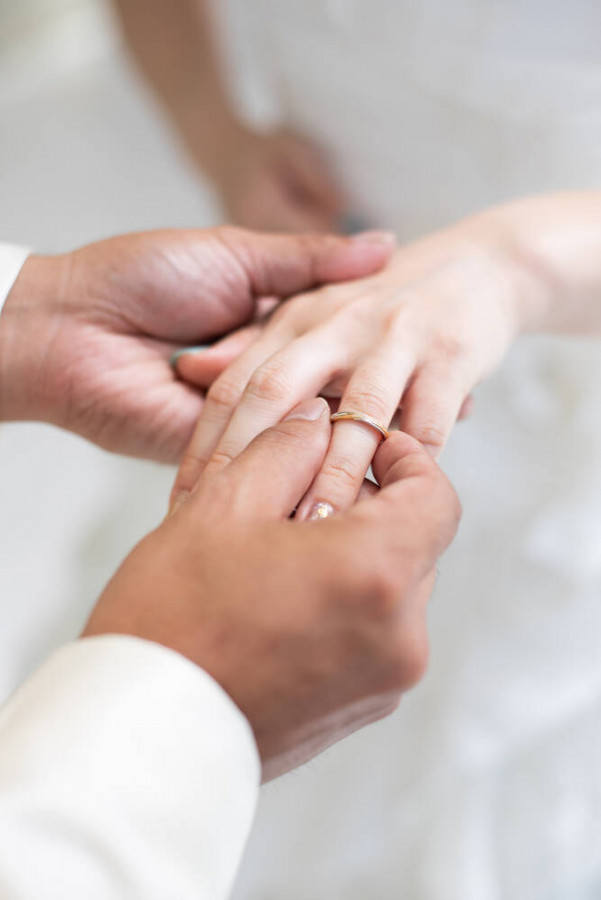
[308,501,335,521]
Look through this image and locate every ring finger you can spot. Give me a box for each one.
[202,317,361,478]
[296,337,418,519]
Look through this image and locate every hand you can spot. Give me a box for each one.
[205,123,346,233]
[83,399,460,780]
[171,207,543,513]
[0,227,393,462]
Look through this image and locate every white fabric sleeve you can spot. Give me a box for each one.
[0,244,31,314]
[0,635,260,900]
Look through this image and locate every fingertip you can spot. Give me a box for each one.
[174,348,221,387]
[173,327,259,387]
[372,430,432,486]
[170,346,210,369]
[317,231,396,282]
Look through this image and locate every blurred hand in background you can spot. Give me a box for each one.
[113,0,347,232]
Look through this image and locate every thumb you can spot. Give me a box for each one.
[363,432,461,567]
[220,227,396,301]
[200,398,331,520]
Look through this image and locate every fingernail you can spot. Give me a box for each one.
[308,501,335,521]
[284,397,328,422]
[170,346,210,368]
[351,230,396,246]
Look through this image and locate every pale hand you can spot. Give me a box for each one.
[172,209,540,512]
[206,124,346,233]
[0,227,393,462]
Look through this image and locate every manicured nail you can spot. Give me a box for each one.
[170,346,210,368]
[351,230,396,246]
[284,398,329,422]
[308,501,335,521]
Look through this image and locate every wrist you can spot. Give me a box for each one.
[0,253,72,423]
[174,95,254,184]
[466,203,566,336]
[442,216,556,339]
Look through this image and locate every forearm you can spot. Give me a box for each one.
[113,0,241,174]
[469,191,601,336]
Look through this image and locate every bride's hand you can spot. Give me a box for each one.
[172,212,543,516]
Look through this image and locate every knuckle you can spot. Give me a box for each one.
[206,376,244,412]
[387,629,430,690]
[246,362,293,404]
[207,447,235,470]
[430,332,468,362]
[344,380,390,423]
[198,470,237,513]
[410,417,448,451]
[269,293,309,331]
[358,555,408,618]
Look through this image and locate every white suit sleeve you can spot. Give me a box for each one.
[0,244,31,313]
[0,636,260,900]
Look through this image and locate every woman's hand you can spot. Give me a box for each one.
[0,227,393,462]
[205,124,346,233]
[172,204,550,515]
[84,399,460,780]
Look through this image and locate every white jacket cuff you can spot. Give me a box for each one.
[0,635,260,900]
[0,244,31,314]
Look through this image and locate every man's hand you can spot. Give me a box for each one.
[83,400,460,781]
[0,227,393,461]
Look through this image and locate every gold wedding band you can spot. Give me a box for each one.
[330,410,389,442]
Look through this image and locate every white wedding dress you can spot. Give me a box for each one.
[212,3,601,898]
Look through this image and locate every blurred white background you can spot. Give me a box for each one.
[2,4,601,900]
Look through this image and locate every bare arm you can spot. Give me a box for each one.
[112,0,238,178]
[112,0,345,230]
[476,190,601,336]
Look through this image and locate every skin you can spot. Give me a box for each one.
[0,226,393,461]
[83,399,460,781]
[1,224,457,780]
[173,191,601,517]
[113,0,345,232]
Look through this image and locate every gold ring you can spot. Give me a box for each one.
[330,410,389,442]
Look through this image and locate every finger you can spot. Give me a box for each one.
[171,328,290,507]
[194,398,332,520]
[216,227,396,303]
[397,364,471,458]
[365,431,461,567]
[203,317,359,478]
[297,337,417,520]
[172,325,262,388]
